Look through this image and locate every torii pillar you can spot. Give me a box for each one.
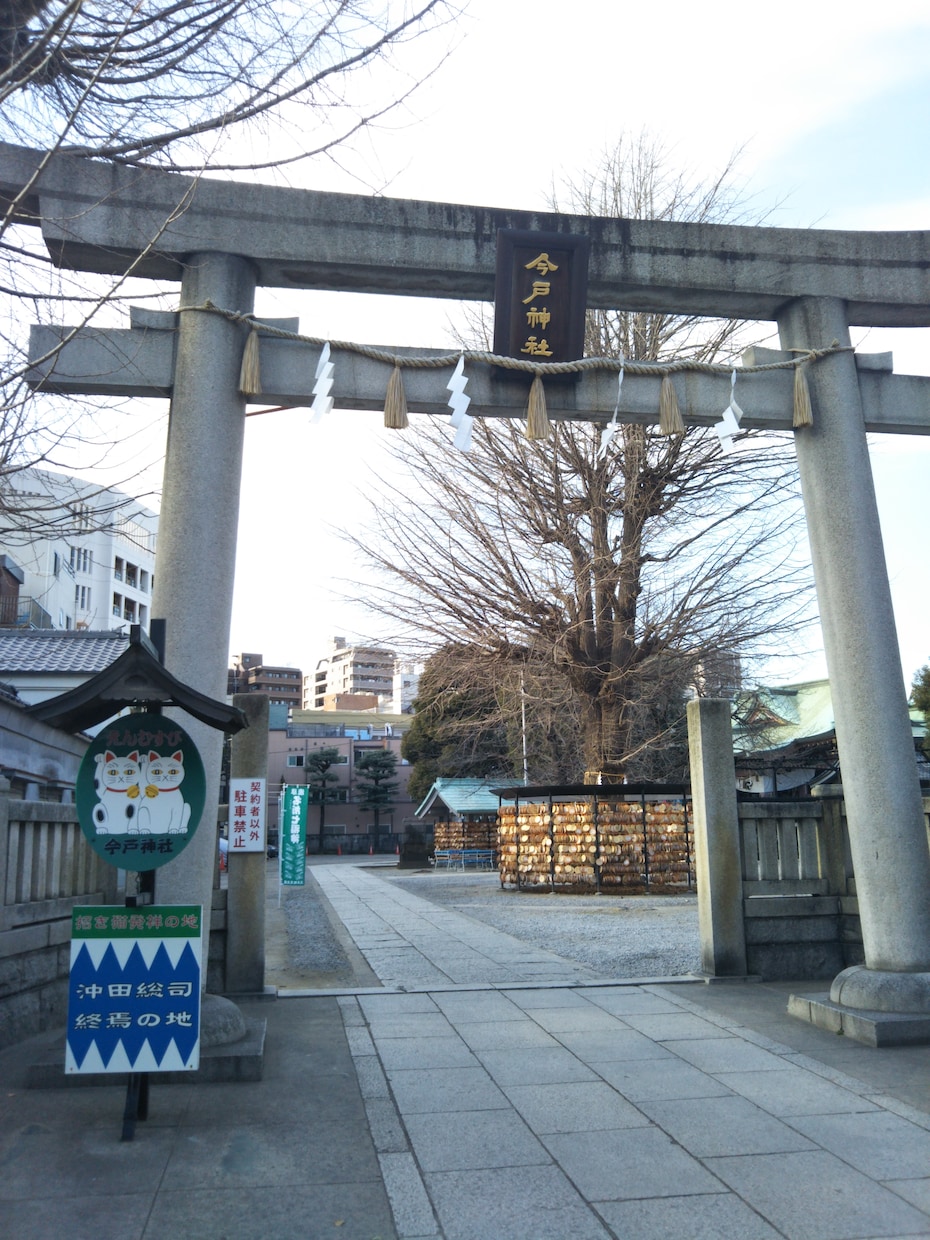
[151,253,256,929]
[779,297,930,1033]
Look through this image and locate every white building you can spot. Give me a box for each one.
[0,468,158,633]
[392,660,422,715]
[307,636,397,710]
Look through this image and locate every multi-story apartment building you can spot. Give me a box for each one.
[307,636,396,709]
[0,468,157,633]
[268,706,415,848]
[228,652,303,710]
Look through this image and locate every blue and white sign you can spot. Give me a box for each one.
[66,905,202,1074]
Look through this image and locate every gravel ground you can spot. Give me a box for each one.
[382,870,702,978]
[278,870,360,984]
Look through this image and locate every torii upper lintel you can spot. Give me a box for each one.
[4,142,930,326]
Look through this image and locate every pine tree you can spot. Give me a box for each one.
[354,749,399,835]
[304,747,342,853]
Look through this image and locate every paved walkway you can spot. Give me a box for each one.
[299,863,930,1240]
[308,861,600,988]
[3,859,930,1240]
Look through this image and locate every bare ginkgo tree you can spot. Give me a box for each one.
[0,0,454,532]
[343,136,815,784]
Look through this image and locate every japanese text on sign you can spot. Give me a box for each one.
[280,784,308,886]
[66,905,202,1074]
[493,230,589,367]
[228,777,267,852]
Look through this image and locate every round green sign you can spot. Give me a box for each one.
[76,713,207,871]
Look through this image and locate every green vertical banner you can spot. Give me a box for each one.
[280,785,308,886]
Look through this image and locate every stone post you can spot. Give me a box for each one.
[225,693,269,994]
[778,296,930,1017]
[686,698,747,977]
[150,251,257,952]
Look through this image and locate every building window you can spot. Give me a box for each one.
[125,563,137,589]
[114,557,124,581]
[140,569,150,593]
[124,599,136,622]
[287,755,304,767]
[112,592,122,617]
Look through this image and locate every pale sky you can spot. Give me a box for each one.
[69,1,930,688]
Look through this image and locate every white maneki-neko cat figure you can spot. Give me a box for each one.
[92,748,192,835]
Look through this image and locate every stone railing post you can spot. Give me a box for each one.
[811,785,851,897]
[686,698,747,977]
[225,693,269,994]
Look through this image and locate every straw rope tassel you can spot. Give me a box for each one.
[238,327,262,395]
[525,374,551,440]
[658,374,684,434]
[384,365,409,429]
[793,362,814,428]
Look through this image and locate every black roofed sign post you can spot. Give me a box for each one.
[8,142,930,1039]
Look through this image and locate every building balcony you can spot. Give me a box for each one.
[0,596,54,629]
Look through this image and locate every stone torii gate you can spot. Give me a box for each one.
[5,143,930,1036]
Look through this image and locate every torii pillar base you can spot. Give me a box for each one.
[789,967,930,1047]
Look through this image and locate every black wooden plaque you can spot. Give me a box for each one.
[493,229,590,367]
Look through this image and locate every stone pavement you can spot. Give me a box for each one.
[308,861,601,988]
[298,863,930,1240]
[3,858,930,1240]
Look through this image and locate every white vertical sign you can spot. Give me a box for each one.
[229,778,266,852]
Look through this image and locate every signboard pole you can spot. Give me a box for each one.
[122,1071,149,1142]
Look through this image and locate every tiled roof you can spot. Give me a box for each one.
[416,778,511,818]
[733,679,836,756]
[0,629,129,674]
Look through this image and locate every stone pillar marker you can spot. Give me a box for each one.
[150,252,257,951]
[687,698,747,977]
[225,693,269,994]
[778,295,930,1021]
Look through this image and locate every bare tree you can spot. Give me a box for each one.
[343,137,814,783]
[1,2,454,171]
[0,1,454,533]
[402,641,584,799]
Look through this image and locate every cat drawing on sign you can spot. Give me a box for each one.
[93,751,142,833]
[135,750,192,835]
